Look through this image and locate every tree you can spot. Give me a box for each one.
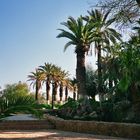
[118,28,140,103]
[57,16,94,98]
[58,70,69,102]
[28,69,44,101]
[64,78,72,101]
[97,0,140,27]
[3,82,30,96]
[0,82,43,118]
[84,9,122,101]
[101,20,140,103]
[70,78,78,100]
[51,65,62,102]
[39,63,54,103]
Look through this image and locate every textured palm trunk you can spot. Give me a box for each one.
[46,80,50,102]
[35,81,39,101]
[76,50,87,98]
[73,86,77,100]
[65,86,68,101]
[97,45,103,101]
[59,82,63,101]
[54,82,58,101]
[73,91,76,100]
[52,83,55,109]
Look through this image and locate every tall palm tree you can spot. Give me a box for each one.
[57,16,94,98]
[63,78,72,101]
[84,9,122,101]
[28,69,44,101]
[70,78,78,100]
[51,65,62,102]
[39,63,54,103]
[58,70,69,102]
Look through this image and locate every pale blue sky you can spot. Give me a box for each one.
[0,0,98,89]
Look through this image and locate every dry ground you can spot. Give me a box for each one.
[0,129,135,140]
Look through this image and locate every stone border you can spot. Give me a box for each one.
[45,114,140,139]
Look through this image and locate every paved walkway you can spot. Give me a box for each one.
[0,130,134,140]
[2,114,39,120]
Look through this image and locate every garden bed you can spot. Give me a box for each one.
[45,114,140,139]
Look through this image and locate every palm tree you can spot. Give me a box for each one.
[84,9,122,101]
[28,69,44,101]
[70,78,78,100]
[51,65,62,102]
[57,16,94,98]
[39,63,54,103]
[63,77,73,101]
[58,70,69,102]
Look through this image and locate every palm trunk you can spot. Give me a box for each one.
[59,82,63,102]
[73,92,76,100]
[54,82,58,101]
[35,81,39,101]
[52,83,55,109]
[46,80,50,102]
[76,50,87,98]
[65,86,68,101]
[97,45,103,101]
[73,86,76,100]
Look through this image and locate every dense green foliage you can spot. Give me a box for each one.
[0,82,47,119]
[55,11,140,123]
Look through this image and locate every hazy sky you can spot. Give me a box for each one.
[0,0,98,89]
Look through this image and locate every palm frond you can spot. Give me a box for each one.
[64,41,75,52]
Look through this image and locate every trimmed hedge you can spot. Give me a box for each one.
[45,114,140,139]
